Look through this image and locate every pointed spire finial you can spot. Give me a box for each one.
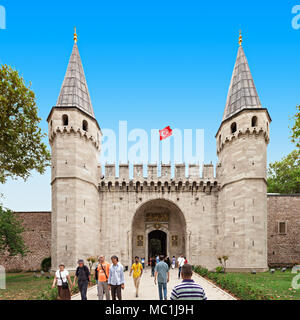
[239,30,242,46]
[74,27,78,44]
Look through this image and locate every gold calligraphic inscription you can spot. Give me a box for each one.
[146,212,169,222]
[137,235,144,247]
[172,235,178,247]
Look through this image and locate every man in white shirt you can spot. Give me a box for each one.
[177,254,185,279]
[108,256,125,300]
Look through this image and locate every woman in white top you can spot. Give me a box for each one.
[52,264,72,300]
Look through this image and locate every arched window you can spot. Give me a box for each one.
[82,120,88,132]
[231,122,237,134]
[62,114,69,126]
[251,116,258,127]
[219,135,222,148]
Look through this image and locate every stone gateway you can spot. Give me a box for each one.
[46,32,273,273]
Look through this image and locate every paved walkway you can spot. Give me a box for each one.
[72,268,235,300]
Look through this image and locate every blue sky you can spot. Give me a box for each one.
[0,1,299,211]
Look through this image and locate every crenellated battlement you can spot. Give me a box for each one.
[48,126,101,150]
[99,163,218,193]
[217,126,270,154]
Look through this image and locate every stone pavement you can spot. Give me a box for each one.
[72,268,236,300]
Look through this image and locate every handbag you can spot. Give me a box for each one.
[59,271,69,289]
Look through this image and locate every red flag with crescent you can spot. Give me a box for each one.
[159,126,173,141]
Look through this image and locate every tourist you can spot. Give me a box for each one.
[154,255,170,300]
[52,263,72,300]
[177,254,185,279]
[151,257,156,277]
[129,256,143,298]
[165,256,171,269]
[156,255,160,264]
[108,255,125,300]
[184,257,188,264]
[172,256,176,270]
[141,257,145,270]
[95,255,110,300]
[171,264,207,300]
[73,259,91,300]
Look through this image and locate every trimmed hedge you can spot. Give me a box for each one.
[193,266,271,300]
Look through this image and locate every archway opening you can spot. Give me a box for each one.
[131,198,186,265]
[148,230,167,258]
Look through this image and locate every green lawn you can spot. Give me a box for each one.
[0,272,97,300]
[194,266,300,300]
[0,273,53,300]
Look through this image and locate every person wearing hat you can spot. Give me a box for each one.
[52,263,72,300]
[73,259,91,300]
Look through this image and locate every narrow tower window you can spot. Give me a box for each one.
[278,222,287,234]
[231,122,237,134]
[62,114,69,126]
[251,116,258,127]
[82,120,88,132]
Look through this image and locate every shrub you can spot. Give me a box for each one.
[194,265,271,300]
[37,277,97,300]
[215,266,224,273]
[38,285,58,300]
[41,257,51,272]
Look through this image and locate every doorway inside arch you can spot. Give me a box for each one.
[148,230,167,258]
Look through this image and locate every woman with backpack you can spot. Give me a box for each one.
[52,263,72,300]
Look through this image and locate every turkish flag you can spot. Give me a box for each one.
[159,126,173,141]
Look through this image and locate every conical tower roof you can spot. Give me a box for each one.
[56,34,95,118]
[223,41,261,121]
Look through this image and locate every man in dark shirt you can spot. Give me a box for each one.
[73,259,91,300]
[151,257,156,277]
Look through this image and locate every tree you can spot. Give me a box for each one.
[87,256,97,273]
[0,64,51,184]
[291,105,300,148]
[217,256,229,274]
[267,149,300,194]
[0,206,28,256]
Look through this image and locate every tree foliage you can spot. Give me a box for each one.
[0,205,28,256]
[267,149,300,194]
[291,105,300,148]
[0,64,51,184]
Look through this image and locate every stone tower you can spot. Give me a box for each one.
[216,35,271,271]
[47,32,102,271]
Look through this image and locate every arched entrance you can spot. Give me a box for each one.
[131,199,186,265]
[148,230,167,258]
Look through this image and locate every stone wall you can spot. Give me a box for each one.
[0,212,51,272]
[1,194,299,271]
[267,194,300,267]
